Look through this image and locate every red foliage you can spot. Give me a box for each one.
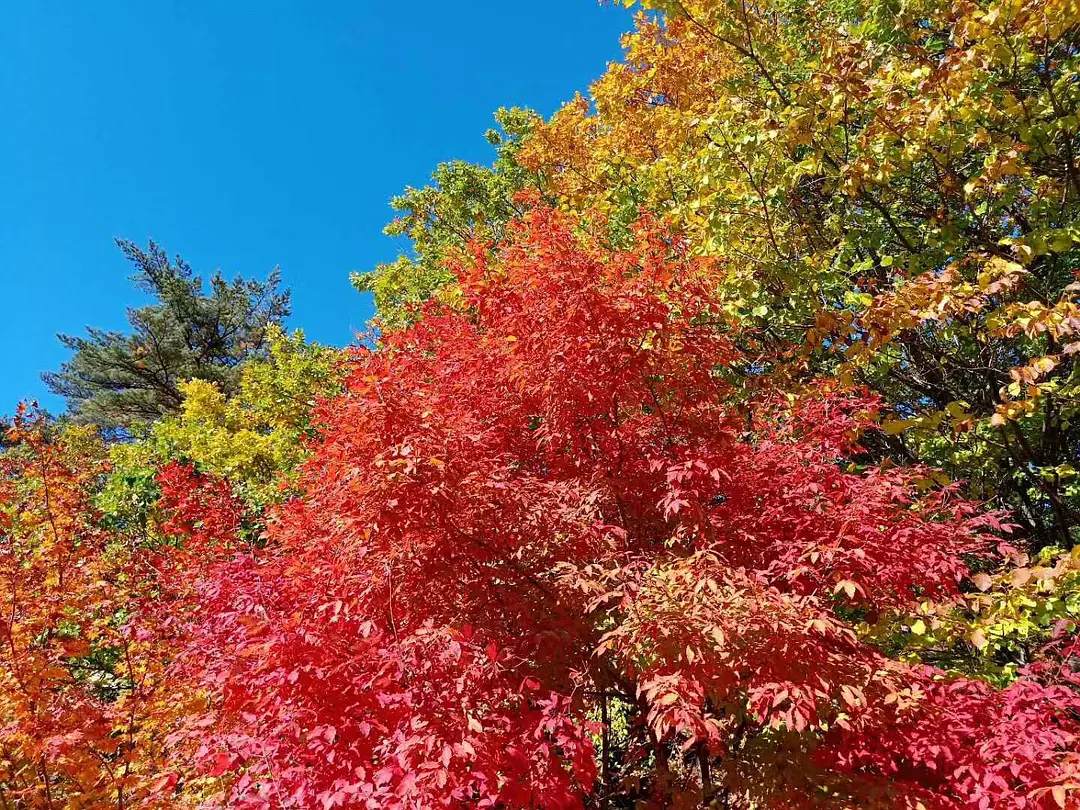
[156,461,244,552]
[156,208,1080,808]
[156,465,596,810]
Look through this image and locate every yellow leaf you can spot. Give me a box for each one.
[882,419,913,435]
[1040,356,1060,374]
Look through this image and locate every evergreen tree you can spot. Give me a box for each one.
[44,240,290,431]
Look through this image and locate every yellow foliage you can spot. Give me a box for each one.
[111,328,343,509]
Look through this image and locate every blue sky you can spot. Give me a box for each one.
[0,1,631,413]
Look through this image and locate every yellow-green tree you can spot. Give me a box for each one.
[99,328,343,544]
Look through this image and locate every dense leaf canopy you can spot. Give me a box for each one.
[4,0,1080,807]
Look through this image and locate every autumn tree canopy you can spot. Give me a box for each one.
[4,0,1080,808]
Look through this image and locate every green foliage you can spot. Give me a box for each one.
[352,107,542,331]
[866,543,1080,687]
[45,240,290,431]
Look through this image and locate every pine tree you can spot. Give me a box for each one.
[44,240,290,431]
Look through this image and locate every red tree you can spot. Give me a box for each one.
[157,207,1080,809]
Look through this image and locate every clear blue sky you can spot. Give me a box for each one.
[0,1,631,414]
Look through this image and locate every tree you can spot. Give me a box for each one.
[6,3,1080,806]
[157,206,1080,809]
[352,107,542,332]
[511,0,1080,550]
[103,327,344,513]
[0,407,184,809]
[44,240,290,431]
